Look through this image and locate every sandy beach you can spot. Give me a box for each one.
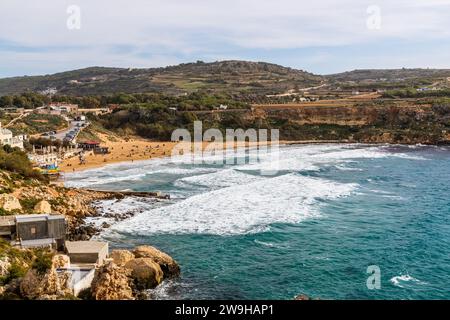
[61,135,288,172]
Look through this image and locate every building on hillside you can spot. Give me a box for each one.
[0,214,66,250]
[28,152,59,167]
[65,241,109,267]
[78,141,100,151]
[16,214,66,250]
[0,122,26,150]
[1,107,25,114]
[49,103,79,114]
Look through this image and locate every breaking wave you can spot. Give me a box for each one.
[110,174,357,235]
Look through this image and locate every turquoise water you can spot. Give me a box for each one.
[65,144,450,299]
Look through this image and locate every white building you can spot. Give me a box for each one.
[0,123,26,150]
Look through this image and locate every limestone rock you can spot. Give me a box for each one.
[124,258,163,289]
[132,245,180,278]
[20,268,73,300]
[111,250,134,266]
[0,194,22,211]
[34,200,52,214]
[0,256,11,277]
[91,262,134,300]
[294,294,311,300]
[52,254,71,269]
[19,270,41,299]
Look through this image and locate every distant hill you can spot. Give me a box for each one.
[0,60,323,96]
[327,68,450,82]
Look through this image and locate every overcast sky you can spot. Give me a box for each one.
[0,0,449,77]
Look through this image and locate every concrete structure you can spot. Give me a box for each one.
[65,241,109,267]
[0,216,16,239]
[15,214,66,250]
[0,122,26,149]
[65,268,96,296]
[49,103,79,115]
[78,141,100,150]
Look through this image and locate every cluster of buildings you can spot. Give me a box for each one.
[0,122,28,150]
[36,103,79,116]
[0,214,109,296]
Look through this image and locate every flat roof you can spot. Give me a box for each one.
[15,214,65,223]
[21,238,56,248]
[65,241,108,254]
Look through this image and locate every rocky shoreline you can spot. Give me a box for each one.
[66,189,169,240]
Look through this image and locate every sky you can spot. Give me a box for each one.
[0,0,449,78]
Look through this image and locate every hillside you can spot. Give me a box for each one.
[327,68,450,82]
[0,61,323,96]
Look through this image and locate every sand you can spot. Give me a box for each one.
[61,134,287,173]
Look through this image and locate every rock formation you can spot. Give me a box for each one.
[20,268,72,300]
[111,249,135,266]
[124,258,163,289]
[0,194,22,211]
[132,245,180,278]
[34,200,52,214]
[0,256,11,277]
[91,261,134,300]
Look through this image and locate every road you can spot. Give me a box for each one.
[38,120,87,143]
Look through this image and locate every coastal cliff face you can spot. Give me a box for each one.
[97,100,450,145]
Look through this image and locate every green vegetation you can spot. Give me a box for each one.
[383,88,450,99]
[0,145,46,182]
[18,197,40,214]
[0,239,34,285]
[0,61,323,96]
[0,92,50,109]
[32,249,54,275]
[9,113,67,136]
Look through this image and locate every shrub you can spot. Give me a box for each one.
[32,250,54,275]
[0,146,47,182]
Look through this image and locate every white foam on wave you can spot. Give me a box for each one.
[234,144,426,173]
[111,174,358,236]
[64,144,427,188]
[65,164,214,188]
[175,169,264,189]
[390,274,427,288]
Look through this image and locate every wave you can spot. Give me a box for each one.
[110,174,357,236]
[175,169,265,189]
[390,274,427,288]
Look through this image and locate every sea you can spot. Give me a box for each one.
[64,143,450,300]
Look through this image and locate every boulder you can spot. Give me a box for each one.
[34,200,52,214]
[0,194,22,211]
[52,254,70,269]
[19,270,41,299]
[124,258,163,289]
[91,262,134,300]
[294,294,311,300]
[111,250,134,266]
[132,245,180,278]
[0,257,11,277]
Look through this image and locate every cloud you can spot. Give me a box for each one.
[0,0,449,76]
